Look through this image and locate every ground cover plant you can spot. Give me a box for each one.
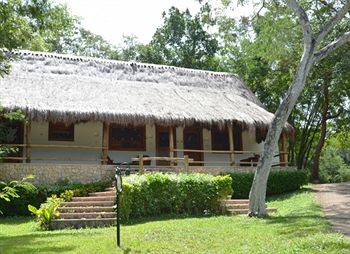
[0,190,349,253]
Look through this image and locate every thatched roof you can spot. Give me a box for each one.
[0,50,292,134]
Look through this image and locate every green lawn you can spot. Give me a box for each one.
[1,190,350,254]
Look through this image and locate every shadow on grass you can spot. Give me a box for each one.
[266,188,311,202]
[0,216,32,225]
[122,213,218,226]
[0,232,76,254]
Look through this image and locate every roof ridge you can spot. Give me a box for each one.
[11,49,237,78]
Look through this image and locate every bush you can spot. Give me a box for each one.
[339,167,350,182]
[120,173,232,221]
[319,147,349,183]
[0,180,111,216]
[227,170,308,199]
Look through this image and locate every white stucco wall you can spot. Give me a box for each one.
[30,121,103,164]
[28,122,280,166]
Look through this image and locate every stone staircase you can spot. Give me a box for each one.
[222,198,277,215]
[51,187,116,229]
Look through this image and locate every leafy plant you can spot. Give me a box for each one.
[0,175,36,214]
[28,194,62,230]
[59,190,74,202]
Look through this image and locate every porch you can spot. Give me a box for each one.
[0,121,289,171]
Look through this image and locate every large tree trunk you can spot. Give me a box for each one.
[248,44,315,216]
[311,77,330,182]
[248,0,350,217]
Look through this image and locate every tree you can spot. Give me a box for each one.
[248,0,350,216]
[58,27,119,59]
[0,0,77,76]
[310,44,350,181]
[125,5,220,70]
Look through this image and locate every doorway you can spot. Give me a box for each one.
[156,126,176,166]
[183,126,203,165]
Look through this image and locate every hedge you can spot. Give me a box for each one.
[120,173,233,221]
[0,180,110,216]
[228,170,308,199]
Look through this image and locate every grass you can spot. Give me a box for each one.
[1,190,350,254]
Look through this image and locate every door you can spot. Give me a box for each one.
[183,127,203,165]
[156,126,176,166]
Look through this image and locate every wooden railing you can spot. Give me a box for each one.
[130,149,288,174]
[0,144,288,169]
[131,155,194,174]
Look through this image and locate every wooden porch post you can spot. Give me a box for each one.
[169,127,174,166]
[184,155,189,173]
[25,121,31,163]
[139,154,144,174]
[102,122,109,165]
[280,132,288,166]
[228,126,234,166]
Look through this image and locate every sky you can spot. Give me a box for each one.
[57,0,202,45]
[57,0,254,46]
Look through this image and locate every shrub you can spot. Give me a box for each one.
[319,147,349,183]
[227,170,308,199]
[28,194,62,230]
[120,173,232,221]
[0,175,36,214]
[0,180,111,216]
[339,167,350,182]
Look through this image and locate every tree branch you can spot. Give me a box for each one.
[285,0,313,45]
[315,0,350,45]
[326,111,342,120]
[318,0,337,12]
[314,31,350,62]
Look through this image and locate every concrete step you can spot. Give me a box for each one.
[105,187,115,191]
[60,200,115,207]
[51,218,116,230]
[225,204,249,209]
[228,207,277,215]
[89,191,115,197]
[72,196,115,202]
[59,212,116,219]
[222,199,249,205]
[58,206,114,213]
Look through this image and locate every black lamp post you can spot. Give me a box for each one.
[115,167,123,247]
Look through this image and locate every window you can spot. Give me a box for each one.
[48,122,74,141]
[233,125,243,151]
[211,127,229,150]
[109,124,146,151]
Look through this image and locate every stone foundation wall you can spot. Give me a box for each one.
[0,163,296,185]
[0,163,115,184]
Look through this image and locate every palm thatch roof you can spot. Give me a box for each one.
[0,50,293,135]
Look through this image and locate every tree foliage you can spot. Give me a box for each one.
[118,5,220,71]
[0,0,77,75]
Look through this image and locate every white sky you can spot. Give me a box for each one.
[57,0,201,45]
[57,0,254,45]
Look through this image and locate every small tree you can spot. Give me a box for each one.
[248,0,350,217]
